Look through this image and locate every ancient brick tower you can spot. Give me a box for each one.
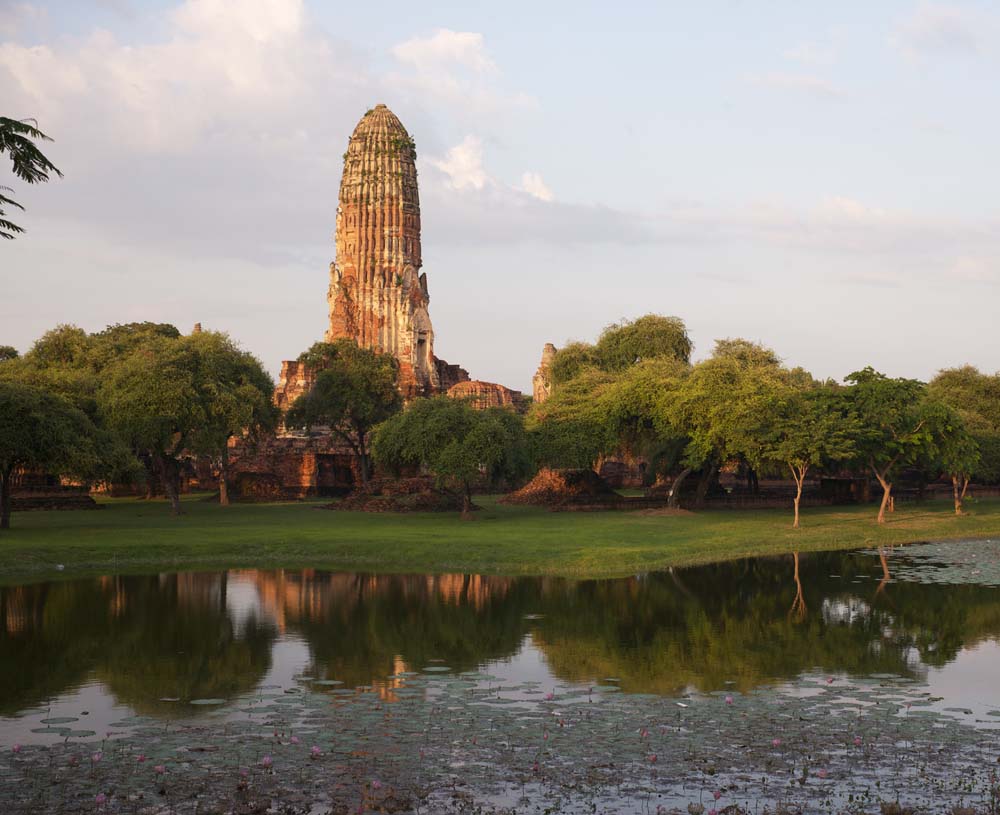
[326,104,440,396]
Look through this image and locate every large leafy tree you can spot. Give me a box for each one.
[765,387,858,528]
[548,314,691,385]
[1,116,62,239]
[285,340,402,487]
[99,330,274,514]
[845,367,938,525]
[0,382,98,530]
[185,331,277,505]
[929,366,1000,485]
[373,397,531,515]
[669,339,791,506]
[99,337,204,514]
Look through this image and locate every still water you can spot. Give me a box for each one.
[3,543,1000,745]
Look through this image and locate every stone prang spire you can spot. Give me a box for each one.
[326,104,439,396]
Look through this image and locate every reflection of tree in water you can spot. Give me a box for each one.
[0,573,275,716]
[3,552,1000,715]
[532,551,1000,695]
[267,572,536,688]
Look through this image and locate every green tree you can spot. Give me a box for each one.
[930,406,980,515]
[0,346,17,363]
[1,117,62,239]
[845,367,937,525]
[99,337,203,514]
[548,314,692,386]
[765,387,858,528]
[0,382,98,530]
[185,331,277,505]
[285,340,402,487]
[670,340,790,506]
[373,397,531,515]
[592,314,692,370]
[929,366,1000,485]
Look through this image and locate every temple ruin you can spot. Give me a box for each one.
[230,104,522,498]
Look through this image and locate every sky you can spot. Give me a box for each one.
[2,0,999,392]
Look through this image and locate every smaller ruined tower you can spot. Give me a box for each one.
[532,343,557,403]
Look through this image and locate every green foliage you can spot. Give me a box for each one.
[0,116,63,239]
[549,315,692,386]
[0,382,99,529]
[594,314,693,370]
[373,398,531,508]
[929,366,1000,484]
[286,340,401,484]
[765,387,858,476]
[844,367,936,478]
[0,346,17,363]
[98,330,275,512]
[672,340,789,470]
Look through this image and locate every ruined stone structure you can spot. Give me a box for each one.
[325,104,464,398]
[447,380,526,412]
[230,104,523,500]
[532,343,556,404]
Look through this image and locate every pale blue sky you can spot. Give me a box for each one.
[2,0,998,391]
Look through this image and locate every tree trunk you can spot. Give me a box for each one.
[219,445,230,507]
[461,483,473,519]
[157,454,183,516]
[0,468,11,531]
[667,468,692,509]
[952,475,961,515]
[693,464,717,509]
[790,465,807,529]
[875,472,892,525]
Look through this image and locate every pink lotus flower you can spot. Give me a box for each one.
[95,793,107,807]
[648,754,657,763]
[826,677,834,684]
[290,735,300,745]
[260,755,272,768]
[543,732,548,741]
[11,744,21,754]
[725,696,733,705]
[545,692,554,701]
[91,751,102,763]
[154,764,166,775]
[310,745,321,758]
[136,754,146,763]
[371,779,382,790]
[772,738,781,748]
[709,810,718,815]
[713,790,722,800]
[854,736,862,747]
[239,768,248,778]
[818,768,828,779]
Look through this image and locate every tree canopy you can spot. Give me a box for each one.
[286,340,401,486]
[373,397,531,514]
[0,382,99,530]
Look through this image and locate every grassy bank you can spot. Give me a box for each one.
[1,494,999,583]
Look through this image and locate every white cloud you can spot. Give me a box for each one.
[894,3,983,58]
[748,72,846,100]
[0,3,46,38]
[430,135,491,191]
[520,171,553,202]
[785,40,837,66]
[391,29,496,75]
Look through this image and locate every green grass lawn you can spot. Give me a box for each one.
[1,494,999,583]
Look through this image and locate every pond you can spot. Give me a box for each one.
[2,541,1000,813]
